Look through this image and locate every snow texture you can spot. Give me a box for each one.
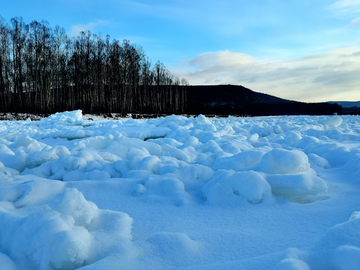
[0,111,359,269]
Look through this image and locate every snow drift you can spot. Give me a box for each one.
[0,111,359,269]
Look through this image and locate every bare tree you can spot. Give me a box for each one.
[0,16,189,114]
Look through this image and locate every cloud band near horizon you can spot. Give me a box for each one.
[173,46,360,103]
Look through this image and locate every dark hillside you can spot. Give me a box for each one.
[328,101,360,115]
[188,85,342,116]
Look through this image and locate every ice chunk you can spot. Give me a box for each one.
[41,110,83,125]
[14,178,66,208]
[85,160,106,172]
[50,188,98,227]
[142,175,189,205]
[157,162,214,190]
[0,144,14,155]
[304,141,350,167]
[212,150,265,171]
[126,147,151,160]
[11,135,47,153]
[78,134,115,150]
[259,149,310,175]
[27,145,70,169]
[322,115,343,128]
[297,135,319,149]
[0,210,91,270]
[266,170,328,202]
[0,186,133,270]
[284,131,302,147]
[249,133,259,141]
[170,146,197,162]
[133,155,161,173]
[194,114,212,125]
[48,226,92,269]
[308,153,330,169]
[202,170,271,205]
[55,128,94,140]
[182,136,200,148]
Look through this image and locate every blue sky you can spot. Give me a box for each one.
[2,0,360,102]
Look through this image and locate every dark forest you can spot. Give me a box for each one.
[0,16,189,115]
[0,16,343,117]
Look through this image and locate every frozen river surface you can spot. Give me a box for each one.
[0,111,360,270]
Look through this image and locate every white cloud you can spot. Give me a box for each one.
[68,20,108,38]
[186,50,256,70]
[329,0,360,18]
[172,46,360,102]
[330,0,360,8]
[350,17,360,24]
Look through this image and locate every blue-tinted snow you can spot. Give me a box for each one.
[0,111,360,269]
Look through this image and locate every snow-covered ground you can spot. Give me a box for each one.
[0,110,360,270]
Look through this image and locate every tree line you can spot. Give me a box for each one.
[0,16,189,115]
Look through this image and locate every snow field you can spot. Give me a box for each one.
[0,110,360,269]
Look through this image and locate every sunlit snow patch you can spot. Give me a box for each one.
[259,149,328,203]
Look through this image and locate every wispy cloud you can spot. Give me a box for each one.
[350,17,360,24]
[330,0,360,8]
[329,0,360,19]
[172,46,360,102]
[68,20,108,38]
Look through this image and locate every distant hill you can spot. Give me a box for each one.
[328,101,360,108]
[328,101,360,114]
[188,85,342,116]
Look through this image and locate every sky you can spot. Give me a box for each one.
[2,0,360,102]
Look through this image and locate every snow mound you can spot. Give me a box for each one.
[212,150,265,171]
[321,115,343,128]
[259,149,310,175]
[41,110,83,125]
[6,178,65,208]
[308,153,330,169]
[259,149,327,202]
[0,188,132,270]
[284,131,303,147]
[2,112,360,269]
[50,188,98,227]
[202,170,272,205]
[27,145,70,169]
[265,171,328,203]
[147,232,200,261]
[141,175,189,206]
[279,211,360,270]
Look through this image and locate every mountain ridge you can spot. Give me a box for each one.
[187,84,342,116]
[328,101,360,108]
